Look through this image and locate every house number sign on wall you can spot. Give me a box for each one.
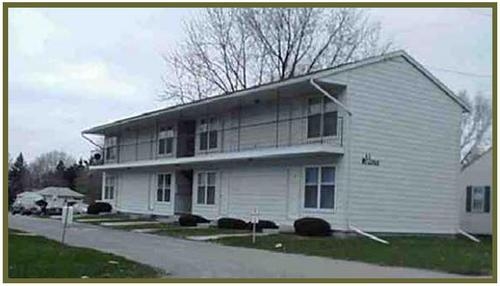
[362,153,380,166]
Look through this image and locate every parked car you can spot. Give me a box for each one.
[11,192,44,215]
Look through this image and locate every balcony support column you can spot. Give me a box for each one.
[135,129,139,161]
[275,89,280,148]
[237,100,241,152]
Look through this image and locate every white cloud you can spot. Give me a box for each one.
[25,60,140,100]
[9,9,66,57]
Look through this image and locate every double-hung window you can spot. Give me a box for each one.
[157,173,172,202]
[197,172,216,205]
[466,185,490,213]
[304,167,335,209]
[105,137,118,161]
[199,118,218,151]
[158,126,174,155]
[307,96,338,138]
[104,175,116,200]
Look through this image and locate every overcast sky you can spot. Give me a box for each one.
[8,7,492,163]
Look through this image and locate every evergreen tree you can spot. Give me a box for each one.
[8,153,28,205]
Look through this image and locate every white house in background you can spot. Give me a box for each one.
[83,50,470,234]
[459,148,492,235]
[35,187,85,209]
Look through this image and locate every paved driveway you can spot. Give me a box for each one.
[9,215,466,278]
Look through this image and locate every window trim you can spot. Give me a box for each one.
[104,175,116,201]
[105,136,118,161]
[303,165,336,212]
[198,117,219,152]
[195,170,217,206]
[157,126,175,157]
[156,173,173,204]
[306,96,339,141]
[469,186,487,213]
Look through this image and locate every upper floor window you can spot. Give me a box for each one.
[304,166,335,209]
[307,96,338,138]
[105,137,118,161]
[104,175,116,200]
[466,185,490,213]
[199,118,218,151]
[157,173,172,202]
[158,126,174,155]
[197,172,216,205]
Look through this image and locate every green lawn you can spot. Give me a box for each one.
[216,234,492,276]
[155,225,250,238]
[8,230,162,278]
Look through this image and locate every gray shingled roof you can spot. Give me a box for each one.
[35,187,84,198]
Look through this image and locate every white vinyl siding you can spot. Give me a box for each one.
[325,56,462,233]
[459,150,492,234]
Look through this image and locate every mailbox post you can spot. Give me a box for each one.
[251,207,259,244]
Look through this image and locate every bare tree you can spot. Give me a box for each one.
[161,8,390,103]
[458,91,492,163]
[29,150,76,187]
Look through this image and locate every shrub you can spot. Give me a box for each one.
[217,217,248,230]
[294,217,331,236]
[178,214,210,227]
[87,202,112,215]
[248,220,279,232]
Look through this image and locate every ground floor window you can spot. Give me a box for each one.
[304,166,335,209]
[466,185,490,213]
[157,173,172,202]
[104,175,116,200]
[197,172,216,205]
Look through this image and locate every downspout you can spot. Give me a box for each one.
[309,78,352,116]
[350,225,390,245]
[81,133,104,150]
[457,229,481,243]
[310,78,353,232]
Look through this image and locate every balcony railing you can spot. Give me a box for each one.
[97,114,344,165]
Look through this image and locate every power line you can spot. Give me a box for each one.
[467,8,492,18]
[427,66,492,78]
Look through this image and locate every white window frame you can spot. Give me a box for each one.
[303,165,336,212]
[158,126,175,156]
[105,136,118,161]
[306,96,339,141]
[198,117,219,152]
[471,186,486,213]
[156,173,172,203]
[104,175,116,200]
[195,171,217,205]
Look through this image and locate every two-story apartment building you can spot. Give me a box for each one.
[83,50,469,234]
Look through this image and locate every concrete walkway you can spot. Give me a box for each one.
[9,215,467,278]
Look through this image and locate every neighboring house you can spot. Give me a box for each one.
[35,187,84,209]
[83,50,469,234]
[459,148,492,235]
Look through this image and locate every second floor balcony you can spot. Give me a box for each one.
[84,78,349,170]
[92,112,345,170]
